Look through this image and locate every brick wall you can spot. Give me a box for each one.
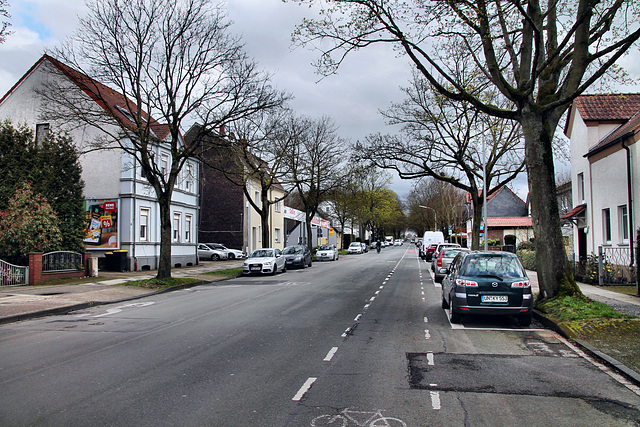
[28,252,91,286]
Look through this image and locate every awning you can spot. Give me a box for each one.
[561,204,586,220]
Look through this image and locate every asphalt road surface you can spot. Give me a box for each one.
[1,246,639,426]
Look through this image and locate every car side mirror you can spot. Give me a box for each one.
[439,267,449,275]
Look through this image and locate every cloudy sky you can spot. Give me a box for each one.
[3,0,637,201]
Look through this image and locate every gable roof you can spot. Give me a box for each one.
[573,94,640,122]
[486,217,532,228]
[0,54,171,141]
[564,94,640,158]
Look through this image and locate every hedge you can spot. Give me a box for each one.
[517,249,536,271]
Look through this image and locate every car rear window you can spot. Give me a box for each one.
[442,249,461,258]
[461,255,526,278]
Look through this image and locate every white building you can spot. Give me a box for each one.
[0,55,199,270]
[563,94,640,268]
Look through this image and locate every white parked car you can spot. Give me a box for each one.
[204,243,245,259]
[242,248,286,275]
[197,243,227,261]
[347,242,363,254]
[394,239,403,246]
[316,244,339,261]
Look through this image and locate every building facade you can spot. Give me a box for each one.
[0,55,199,270]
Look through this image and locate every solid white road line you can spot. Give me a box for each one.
[292,377,317,401]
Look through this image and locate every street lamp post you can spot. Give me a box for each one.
[419,205,437,232]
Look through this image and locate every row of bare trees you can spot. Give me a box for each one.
[291,0,640,302]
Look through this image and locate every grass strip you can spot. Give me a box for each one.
[124,277,199,289]
[205,267,242,277]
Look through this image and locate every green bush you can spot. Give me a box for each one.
[517,249,537,271]
[517,240,534,251]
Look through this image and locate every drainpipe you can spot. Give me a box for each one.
[622,139,636,295]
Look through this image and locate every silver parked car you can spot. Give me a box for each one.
[242,248,286,275]
[430,243,461,271]
[316,244,339,261]
[433,248,468,283]
[204,243,245,259]
[197,243,227,261]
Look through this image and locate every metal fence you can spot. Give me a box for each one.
[598,246,635,285]
[42,251,83,273]
[0,259,28,286]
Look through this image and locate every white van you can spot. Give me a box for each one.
[420,231,445,260]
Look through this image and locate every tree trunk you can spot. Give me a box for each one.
[521,110,581,301]
[261,211,270,248]
[471,197,483,250]
[305,215,314,251]
[157,195,172,279]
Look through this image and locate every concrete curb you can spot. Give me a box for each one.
[533,309,640,387]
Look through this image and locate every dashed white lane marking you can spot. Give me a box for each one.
[424,317,428,323]
[427,352,435,366]
[424,329,431,340]
[341,327,352,338]
[364,304,370,309]
[379,286,384,289]
[375,290,380,295]
[430,391,441,410]
[370,296,376,302]
[292,377,317,401]
[323,347,339,362]
[354,314,362,322]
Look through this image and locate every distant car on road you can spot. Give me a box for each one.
[316,244,339,261]
[394,239,403,246]
[242,248,286,275]
[441,251,533,325]
[197,243,227,261]
[347,242,363,254]
[283,245,313,268]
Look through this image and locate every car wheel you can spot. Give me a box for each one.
[228,253,235,260]
[282,264,287,273]
[301,261,306,269]
[449,293,461,323]
[211,254,220,261]
[271,265,277,275]
[518,312,532,327]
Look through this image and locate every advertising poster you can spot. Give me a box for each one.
[84,199,119,249]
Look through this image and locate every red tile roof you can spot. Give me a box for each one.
[574,94,640,122]
[486,217,532,227]
[1,54,172,141]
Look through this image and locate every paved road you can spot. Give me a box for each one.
[0,247,638,426]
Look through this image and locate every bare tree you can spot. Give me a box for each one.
[357,74,524,249]
[292,0,640,301]
[285,115,347,250]
[0,0,11,43]
[40,0,287,278]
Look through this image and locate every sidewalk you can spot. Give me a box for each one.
[0,260,243,324]
[527,270,640,384]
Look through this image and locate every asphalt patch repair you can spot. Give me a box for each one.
[407,352,636,401]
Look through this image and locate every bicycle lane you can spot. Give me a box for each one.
[284,247,442,426]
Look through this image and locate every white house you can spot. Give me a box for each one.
[0,55,199,270]
[563,94,640,269]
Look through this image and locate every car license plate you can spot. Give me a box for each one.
[481,295,508,303]
[250,265,261,271]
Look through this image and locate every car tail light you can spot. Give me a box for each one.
[455,278,478,287]
[511,280,531,288]
[437,252,444,267]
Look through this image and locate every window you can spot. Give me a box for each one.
[184,163,194,191]
[140,208,149,241]
[35,123,50,145]
[185,215,192,242]
[173,212,181,242]
[603,208,611,244]
[255,191,261,208]
[274,200,281,212]
[618,205,629,243]
[161,153,169,178]
[275,227,281,243]
[577,173,585,203]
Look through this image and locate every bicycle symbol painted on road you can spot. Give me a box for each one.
[311,408,406,427]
